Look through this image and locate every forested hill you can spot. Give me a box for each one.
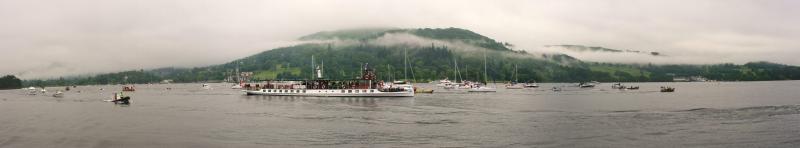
[23,28,800,87]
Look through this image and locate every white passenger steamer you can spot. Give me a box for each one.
[244,63,414,97]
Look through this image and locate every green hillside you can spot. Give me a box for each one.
[23,28,800,86]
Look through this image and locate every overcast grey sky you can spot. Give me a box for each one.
[1,0,798,79]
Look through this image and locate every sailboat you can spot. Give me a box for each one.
[505,64,524,89]
[444,58,465,89]
[469,50,497,92]
[398,48,433,94]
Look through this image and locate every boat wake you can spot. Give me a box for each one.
[677,104,800,120]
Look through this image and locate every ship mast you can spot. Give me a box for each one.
[311,55,315,79]
[514,64,518,82]
[404,48,408,82]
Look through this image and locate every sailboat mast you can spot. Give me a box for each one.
[386,64,394,81]
[311,55,315,79]
[516,65,519,82]
[465,66,468,81]
[453,58,457,82]
[321,59,324,79]
[404,48,408,81]
[360,63,363,79]
[483,51,488,83]
[514,64,518,82]
[455,58,463,83]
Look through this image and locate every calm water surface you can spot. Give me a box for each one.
[1,81,800,147]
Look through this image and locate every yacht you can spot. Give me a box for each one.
[505,64,524,89]
[469,50,496,92]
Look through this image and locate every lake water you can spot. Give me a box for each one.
[1,81,800,147]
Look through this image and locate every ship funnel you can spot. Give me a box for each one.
[315,66,323,79]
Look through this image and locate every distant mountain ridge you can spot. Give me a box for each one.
[22,27,800,87]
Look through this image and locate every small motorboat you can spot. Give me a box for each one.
[122,86,135,91]
[660,86,675,92]
[443,84,456,89]
[468,86,497,92]
[436,79,452,87]
[626,86,640,90]
[112,96,130,104]
[578,83,595,88]
[505,83,524,89]
[414,87,434,93]
[552,87,562,92]
[25,87,37,95]
[523,83,539,88]
[202,83,211,89]
[52,91,64,97]
[106,92,131,104]
[612,83,624,89]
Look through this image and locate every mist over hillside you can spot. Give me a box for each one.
[23,28,800,87]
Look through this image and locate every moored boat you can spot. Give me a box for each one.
[436,79,453,87]
[468,49,496,93]
[505,83,524,89]
[660,86,675,92]
[505,65,524,89]
[244,63,413,97]
[469,85,497,92]
[414,87,434,93]
[122,86,135,91]
[523,82,539,88]
[52,91,64,97]
[578,82,595,88]
[106,92,131,104]
[612,83,625,89]
[552,87,562,91]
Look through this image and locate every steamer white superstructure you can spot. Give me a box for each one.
[244,63,414,97]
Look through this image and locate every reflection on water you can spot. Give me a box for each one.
[241,95,416,108]
[1,81,800,147]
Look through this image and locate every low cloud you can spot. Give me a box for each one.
[1,0,798,79]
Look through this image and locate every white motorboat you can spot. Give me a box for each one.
[231,83,243,89]
[578,82,595,88]
[505,83,524,89]
[552,87,562,91]
[523,83,539,88]
[52,91,64,97]
[468,86,497,92]
[612,83,625,89]
[436,79,452,87]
